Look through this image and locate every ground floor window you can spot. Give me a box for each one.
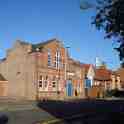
[44,76,48,88]
[39,75,43,88]
[52,81,56,88]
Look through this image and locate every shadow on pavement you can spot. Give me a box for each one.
[0,114,8,124]
[37,99,124,124]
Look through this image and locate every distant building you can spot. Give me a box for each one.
[95,57,102,68]
[0,39,85,100]
[116,68,124,90]
[66,58,85,98]
[83,63,121,98]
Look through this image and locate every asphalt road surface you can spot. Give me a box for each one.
[38,99,124,124]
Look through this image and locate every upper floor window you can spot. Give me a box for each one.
[48,49,52,66]
[55,49,61,69]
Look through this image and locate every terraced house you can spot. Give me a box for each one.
[0,39,85,100]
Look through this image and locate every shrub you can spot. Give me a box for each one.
[105,89,124,98]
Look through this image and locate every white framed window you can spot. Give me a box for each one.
[48,49,52,66]
[55,49,61,69]
[44,76,48,88]
[52,76,56,89]
[38,75,43,91]
[52,81,56,88]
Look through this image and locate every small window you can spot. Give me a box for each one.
[44,76,48,88]
[52,76,56,88]
[39,80,42,87]
[48,49,52,66]
[52,81,56,88]
[39,75,42,80]
[39,75,43,88]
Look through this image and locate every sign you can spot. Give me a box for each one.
[67,72,74,76]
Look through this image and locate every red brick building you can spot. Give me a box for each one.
[0,74,8,96]
[83,64,121,98]
[116,68,124,90]
[0,39,85,100]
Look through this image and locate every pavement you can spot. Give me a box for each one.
[0,100,55,124]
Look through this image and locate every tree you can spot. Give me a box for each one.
[92,0,124,67]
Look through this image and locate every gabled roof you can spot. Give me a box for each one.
[0,74,7,81]
[31,38,61,52]
[68,58,82,67]
[82,64,94,74]
[83,63,113,81]
[94,68,112,81]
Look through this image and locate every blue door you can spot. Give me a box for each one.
[85,79,91,88]
[66,80,73,96]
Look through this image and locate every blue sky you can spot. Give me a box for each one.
[0,0,120,69]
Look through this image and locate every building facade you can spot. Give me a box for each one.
[0,39,85,100]
[66,58,85,98]
[83,63,121,98]
[116,68,124,90]
[0,74,8,97]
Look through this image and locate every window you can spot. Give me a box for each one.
[52,76,56,88]
[44,76,48,88]
[52,82,56,88]
[55,49,61,68]
[48,49,52,66]
[39,75,43,88]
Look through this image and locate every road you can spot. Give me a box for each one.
[38,99,124,124]
[0,99,124,124]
